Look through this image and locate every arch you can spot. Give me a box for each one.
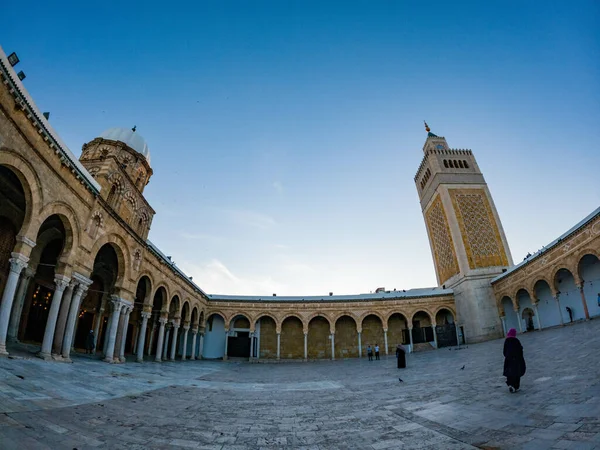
[432,305,456,321]
[181,301,191,322]
[551,265,575,287]
[280,313,305,330]
[408,309,434,324]
[359,311,385,330]
[307,315,331,359]
[443,160,448,168]
[168,291,183,313]
[26,201,81,257]
[89,233,131,285]
[136,272,156,298]
[279,315,304,359]
[434,307,455,325]
[135,275,152,307]
[0,148,43,238]
[332,311,359,327]
[512,286,531,302]
[228,312,252,328]
[384,311,409,328]
[334,314,359,358]
[531,276,553,296]
[458,160,464,168]
[253,312,280,328]
[168,295,181,319]
[306,312,333,329]
[152,284,170,311]
[463,160,469,168]
[577,249,600,279]
[190,307,199,327]
[206,311,227,323]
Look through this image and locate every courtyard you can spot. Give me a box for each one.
[0,321,598,449]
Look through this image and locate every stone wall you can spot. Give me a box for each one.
[335,316,358,359]
[307,317,331,359]
[280,317,303,359]
[361,315,384,355]
[259,317,277,358]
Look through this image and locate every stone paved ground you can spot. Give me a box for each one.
[1,320,600,449]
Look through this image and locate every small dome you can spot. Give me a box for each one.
[99,127,151,165]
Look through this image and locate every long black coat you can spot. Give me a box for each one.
[503,337,526,378]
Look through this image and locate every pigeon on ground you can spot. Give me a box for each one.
[460,365,465,370]
[398,378,403,382]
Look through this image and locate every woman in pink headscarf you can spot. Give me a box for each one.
[503,328,526,393]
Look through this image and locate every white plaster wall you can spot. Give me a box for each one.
[203,315,226,359]
[556,271,586,322]
[581,255,600,318]
[502,297,519,332]
[534,282,563,328]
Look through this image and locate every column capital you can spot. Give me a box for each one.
[357,328,362,334]
[23,267,36,279]
[9,253,29,274]
[383,328,388,333]
[183,325,190,331]
[171,319,180,328]
[109,296,129,312]
[191,328,198,335]
[54,274,71,292]
[158,317,167,324]
[141,311,152,319]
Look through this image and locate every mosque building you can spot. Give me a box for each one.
[0,46,598,363]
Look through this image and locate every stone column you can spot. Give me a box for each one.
[147,318,156,356]
[39,275,70,359]
[163,326,171,360]
[357,332,362,358]
[7,267,34,343]
[136,311,151,362]
[52,281,75,355]
[61,277,92,360]
[577,284,590,320]
[169,322,179,361]
[533,302,542,330]
[515,307,523,333]
[181,325,189,360]
[432,326,438,348]
[132,325,139,355]
[500,316,507,336]
[190,328,198,360]
[303,332,308,361]
[223,328,229,360]
[276,332,281,360]
[455,324,461,346]
[330,333,335,361]
[383,329,389,355]
[92,307,104,354]
[408,326,414,353]
[154,317,166,362]
[199,331,204,359]
[554,296,564,325]
[249,332,255,359]
[0,254,29,356]
[103,297,124,363]
[118,306,132,362]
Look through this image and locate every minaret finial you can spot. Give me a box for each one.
[132,125,137,132]
[424,121,430,133]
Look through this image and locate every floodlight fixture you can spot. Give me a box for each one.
[7,52,19,67]
[17,71,26,81]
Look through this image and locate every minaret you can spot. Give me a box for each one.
[415,122,513,342]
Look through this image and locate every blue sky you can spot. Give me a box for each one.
[2,1,599,295]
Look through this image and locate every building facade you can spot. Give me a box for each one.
[0,46,597,364]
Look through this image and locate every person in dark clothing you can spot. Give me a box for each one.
[503,328,526,392]
[367,345,373,361]
[85,330,95,354]
[396,344,406,368]
[374,344,380,360]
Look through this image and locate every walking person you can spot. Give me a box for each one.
[375,344,380,360]
[367,344,373,361]
[396,344,406,368]
[85,329,96,355]
[503,328,526,393]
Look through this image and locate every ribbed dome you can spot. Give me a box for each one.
[99,127,151,165]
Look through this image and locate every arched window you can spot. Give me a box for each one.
[107,184,118,206]
[463,160,469,168]
[458,160,464,168]
[443,160,448,168]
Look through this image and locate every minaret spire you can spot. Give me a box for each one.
[424,121,430,133]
